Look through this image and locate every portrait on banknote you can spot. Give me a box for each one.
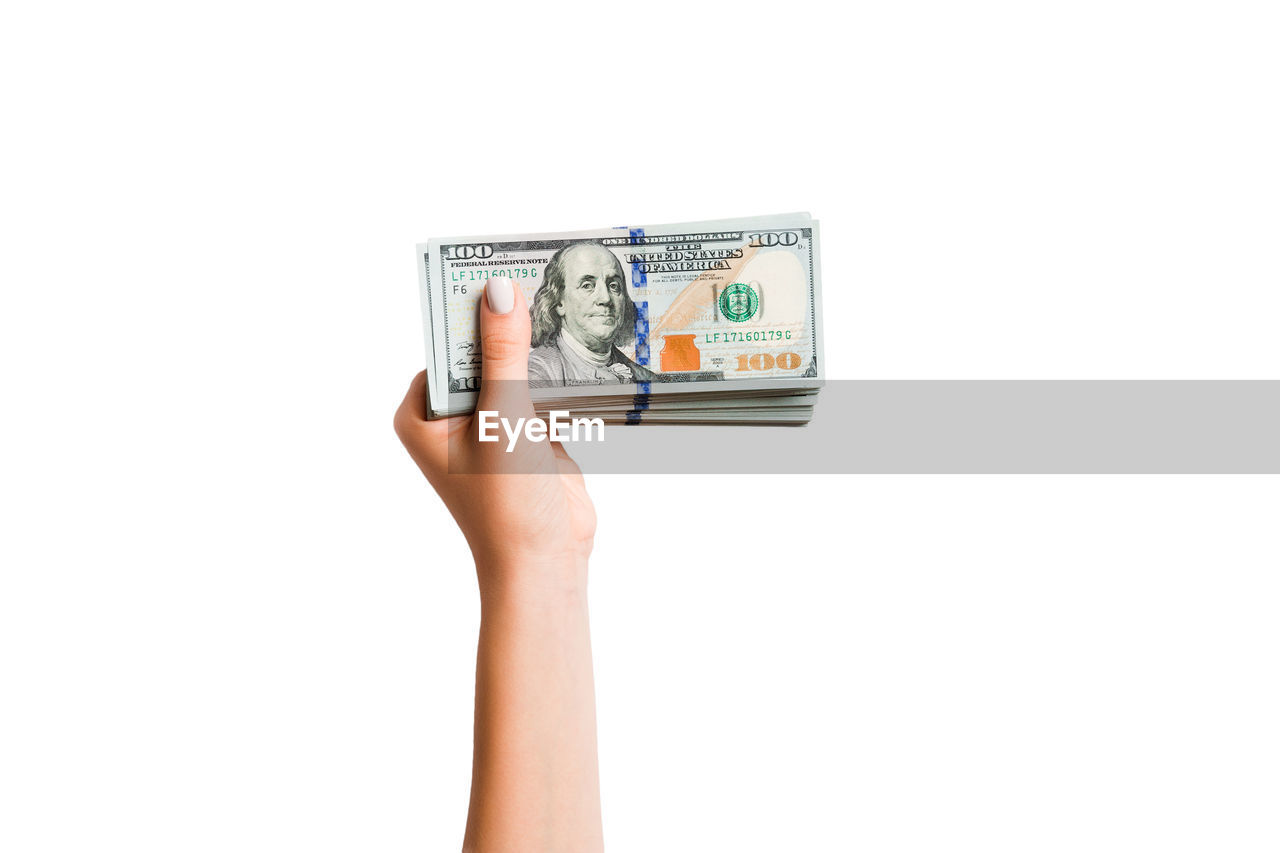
[527,242,658,386]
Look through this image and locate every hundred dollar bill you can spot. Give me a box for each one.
[416,213,824,420]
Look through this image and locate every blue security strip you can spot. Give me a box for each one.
[633,301,651,376]
[628,227,651,404]
[624,394,650,425]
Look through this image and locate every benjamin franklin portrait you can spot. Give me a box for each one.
[528,242,658,385]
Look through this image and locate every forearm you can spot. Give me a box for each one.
[463,560,603,853]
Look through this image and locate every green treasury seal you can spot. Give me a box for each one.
[719,282,759,322]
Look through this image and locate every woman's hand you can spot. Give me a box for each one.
[395,275,606,852]
[394,276,597,594]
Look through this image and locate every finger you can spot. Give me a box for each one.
[394,370,453,472]
[476,275,536,418]
[395,370,429,423]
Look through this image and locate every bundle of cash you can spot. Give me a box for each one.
[416,213,824,424]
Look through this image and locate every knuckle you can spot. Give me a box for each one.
[480,330,526,366]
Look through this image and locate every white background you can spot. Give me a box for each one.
[2,1,1278,850]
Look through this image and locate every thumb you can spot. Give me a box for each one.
[476,275,535,416]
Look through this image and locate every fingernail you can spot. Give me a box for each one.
[486,276,514,315]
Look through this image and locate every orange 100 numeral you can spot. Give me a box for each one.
[736,352,802,371]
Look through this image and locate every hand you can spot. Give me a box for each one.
[395,276,606,852]
[394,275,597,593]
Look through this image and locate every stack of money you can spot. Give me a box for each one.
[416,213,824,425]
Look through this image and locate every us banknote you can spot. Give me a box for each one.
[416,213,824,420]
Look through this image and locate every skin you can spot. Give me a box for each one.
[394,280,603,853]
[555,243,627,354]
